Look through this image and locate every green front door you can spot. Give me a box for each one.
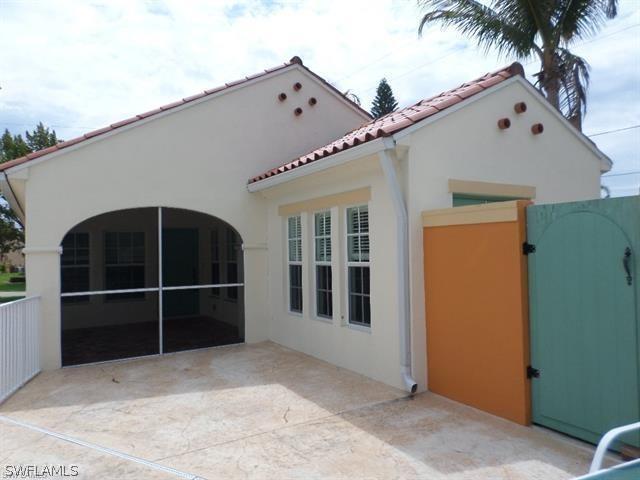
[162,228,199,318]
[527,197,639,445]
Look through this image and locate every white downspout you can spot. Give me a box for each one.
[379,140,417,394]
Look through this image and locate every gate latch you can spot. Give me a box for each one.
[527,365,540,379]
[523,242,536,255]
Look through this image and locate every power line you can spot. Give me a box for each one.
[359,22,640,95]
[602,171,640,178]
[336,38,420,83]
[588,124,640,137]
[523,23,640,68]
[1,121,99,130]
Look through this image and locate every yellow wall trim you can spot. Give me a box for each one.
[449,179,536,199]
[278,187,371,216]
[422,200,531,227]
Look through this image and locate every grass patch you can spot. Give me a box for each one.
[0,272,25,292]
[0,296,25,303]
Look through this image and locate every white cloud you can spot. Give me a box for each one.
[1,0,638,195]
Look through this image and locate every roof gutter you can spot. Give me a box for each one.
[379,138,417,394]
[0,171,25,224]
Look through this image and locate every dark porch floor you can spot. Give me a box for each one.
[61,316,243,366]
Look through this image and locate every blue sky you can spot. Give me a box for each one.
[1,0,638,196]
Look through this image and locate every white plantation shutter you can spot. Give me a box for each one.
[288,215,302,262]
[347,206,369,262]
[346,205,371,326]
[314,211,331,262]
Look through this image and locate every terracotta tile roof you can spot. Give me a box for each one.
[0,56,370,172]
[249,62,525,184]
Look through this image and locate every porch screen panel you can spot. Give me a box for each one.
[61,208,160,366]
[161,208,244,353]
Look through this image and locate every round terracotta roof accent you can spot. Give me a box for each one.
[497,118,511,130]
[289,56,303,65]
[278,92,287,101]
[293,82,302,91]
[294,107,303,116]
[308,97,317,106]
[531,123,544,135]
[514,102,527,113]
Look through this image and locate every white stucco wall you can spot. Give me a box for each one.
[12,66,606,391]
[260,78,604,392]
[402,79,604,392]
[262,156,405,389]
[13,65,368,369]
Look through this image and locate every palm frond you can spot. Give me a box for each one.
[556,0,619,44]
[418,0,537,59]
[557,49,590,119]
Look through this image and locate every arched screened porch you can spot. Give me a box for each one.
[60,207,244,366]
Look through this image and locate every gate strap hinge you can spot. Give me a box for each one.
[523,242,536,255]
[527,365,540,379]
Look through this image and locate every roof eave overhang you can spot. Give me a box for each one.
[247,78,521,192]
[3,61,370,176]
[512,77,613,173]
[0,172,25,223]
[249,75,613,190]
[247,137,389,193]
[3,65,302,176]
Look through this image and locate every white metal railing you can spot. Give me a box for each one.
[0,296,40,404]
[589,421,640,473]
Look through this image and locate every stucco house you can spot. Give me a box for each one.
[0,56,610,392]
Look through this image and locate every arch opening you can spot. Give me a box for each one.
[60,207,244,366]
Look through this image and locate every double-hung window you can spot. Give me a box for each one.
[211,229,220,296]
[314,211,332,318]
[61,232,90,303]
[225,228,240,301]
[287,215,303,313]
[105,232,145,300]
[346,205,370,327]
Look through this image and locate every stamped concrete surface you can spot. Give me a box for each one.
[1,342,599,479]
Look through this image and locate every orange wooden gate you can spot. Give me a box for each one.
[422,200,531,425]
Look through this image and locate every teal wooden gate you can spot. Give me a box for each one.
[527,196,639,446]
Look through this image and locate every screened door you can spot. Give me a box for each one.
[60,207,244,366]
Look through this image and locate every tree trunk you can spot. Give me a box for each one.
[569,112,582,131]
[541,50,561,111]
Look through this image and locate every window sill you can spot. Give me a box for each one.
[346,323,371,333]
[311,315,333,325]
[288,310,303,317]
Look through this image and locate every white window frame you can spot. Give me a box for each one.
[211,228,220,297]
[224,227,240,302]
[344,204,371,330]
[287,214,303,315]
[104,231,146,302]
[313,210,333,322]
[61,231,90,303]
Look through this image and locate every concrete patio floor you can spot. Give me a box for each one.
[0,342,607,479]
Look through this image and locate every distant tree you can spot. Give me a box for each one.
[25,122,57,151]
[0,123,60,253]
[371,78,398,118]
[0,130,30,162]
[0,204,24,255]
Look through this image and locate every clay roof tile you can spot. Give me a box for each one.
[249,62,527,184]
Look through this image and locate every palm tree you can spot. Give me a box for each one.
[418,0,618,131]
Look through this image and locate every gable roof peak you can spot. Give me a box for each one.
[250,62,526,184]
[0,56,369,172]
